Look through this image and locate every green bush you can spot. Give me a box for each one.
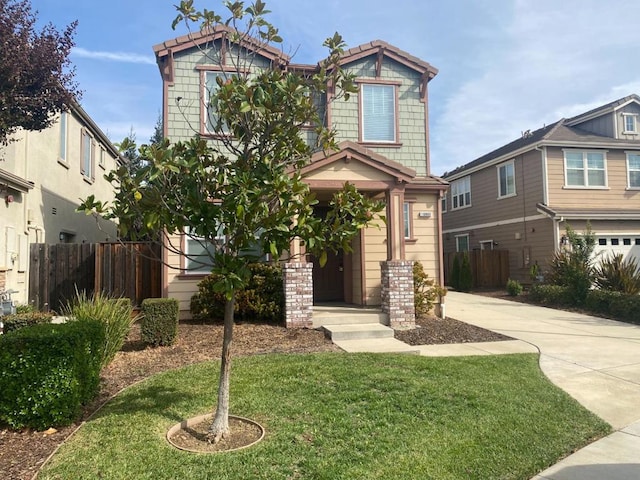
[190,263,284,323]
[529,284,572,306]
[585,289,621,315]
[63,291,137,368]
[0,320,104,430]
[450,254,461,290]
[459,253,473,292]
[506,278,523,297]
[413,261,447,316]
[141,298,179,347]
[594,253,640,295]
[15,304,36,314]
[2,311,54,333]
[609,294,640,325]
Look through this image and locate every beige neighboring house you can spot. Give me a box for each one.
[0,102,122,306]
[152,29,448,325]
[442,94,640,284]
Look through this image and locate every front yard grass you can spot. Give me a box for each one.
[39,353,610,480]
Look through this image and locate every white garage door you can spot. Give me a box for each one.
[594,235,640,264]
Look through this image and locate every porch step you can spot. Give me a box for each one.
[312,307,388,328]
[333,337,421,355]
[322,323,394,341]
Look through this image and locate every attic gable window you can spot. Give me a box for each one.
[451,176,471,210]
[360,83,398,143]
[623,113,638,134]
[564,150,607,188]
[203,70,234,135]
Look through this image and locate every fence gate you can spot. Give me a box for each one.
[29,242,162,312]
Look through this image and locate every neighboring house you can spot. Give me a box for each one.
[0,102,122,305]
[152,29,448,322]
[442,94,640,284]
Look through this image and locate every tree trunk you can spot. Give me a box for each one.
[208,292,235,443]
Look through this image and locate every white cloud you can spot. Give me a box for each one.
[73,47,156,66]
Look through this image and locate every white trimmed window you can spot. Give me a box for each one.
[204,71,232,134]
[451,176,471,209]
[81,129,95,181]
[627,152,640,188]
[441,195,447,213]
[184,226,224,274]
[361,84,396,142]
[564,150,606,187]
[623,113,638,134]
[497,161,516,198]
[456,234,469,252]
[59,112,68,163]
[403,202,411,239]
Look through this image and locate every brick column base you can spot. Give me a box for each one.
[380,260,415,329]
[283,262,313,328]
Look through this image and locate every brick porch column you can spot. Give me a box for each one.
[283,262,313,328]
[380,260,415,329]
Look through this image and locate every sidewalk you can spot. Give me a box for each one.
[445,291,640,480]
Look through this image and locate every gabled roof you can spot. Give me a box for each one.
[565,94,640,126]
[444,94,640,180]
[339,40,438,80]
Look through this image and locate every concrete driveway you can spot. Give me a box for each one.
[446,291,640,480]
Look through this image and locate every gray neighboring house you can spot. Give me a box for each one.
[442,94,640,284]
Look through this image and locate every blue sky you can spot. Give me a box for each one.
[32,0,640,175]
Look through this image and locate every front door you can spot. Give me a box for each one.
[312,249,345,302]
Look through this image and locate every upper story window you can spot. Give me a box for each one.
[59,112,68,164]
[623,113,638,134]
[441,195,447,213]
[456,234,469,252]
[203,70,233,135]
[627,152,640,189]
[497,161,516,198]
[360,83,397,143]
[564,150,606,188]
[81,129,95,182]
[451,176,471,209]
[403,202,412,239]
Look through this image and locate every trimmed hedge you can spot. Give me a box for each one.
[141,298,179,347]
[2,312,54,334]
[0,320,104,430]
[609,293,640,325]
[528,284,573,306]
[190,263,284,324]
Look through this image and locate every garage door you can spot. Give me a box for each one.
[594,236,640,264]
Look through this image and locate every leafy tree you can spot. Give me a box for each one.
[548,224,596,304]
[80,0,383,443]
[0,0,80,146]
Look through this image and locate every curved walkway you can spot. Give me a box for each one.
[446,291,640,480]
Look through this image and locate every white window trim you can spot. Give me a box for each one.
[562,149,608,189]
[441,195,447,213]
[183,226,225,274]
[81,129,95,182]
[622,113,638,135]
[360,83,397,143]
[479,240,494,251]
[451,176,471,210]
[58,112,68,165]
[496,160,516,199]
[403,202,412,240]
[203,70,235,135]
[455,234,470,253]
[625,151,640,190]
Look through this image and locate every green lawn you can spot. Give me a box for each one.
[39,353,609,480]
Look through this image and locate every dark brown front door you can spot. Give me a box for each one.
[312,249,344,302]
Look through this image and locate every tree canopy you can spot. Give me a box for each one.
[0,0,80,146]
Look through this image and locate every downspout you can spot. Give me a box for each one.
[437,189,445,319]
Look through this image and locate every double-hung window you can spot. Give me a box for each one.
[623,114,638,134]
[497,161,516,198]
[456,234,469,252]
[81,129,94,181]
[203,71,232,134]
[627,152,640,188]
[403,202,411,239]
[564,150,606,187]
[59,112,68,164]
[451,176,471,209]
[184,225,224,274]
[361,83,396,143]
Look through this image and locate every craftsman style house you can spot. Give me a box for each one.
[152,28,448,325]
[0,102,122,305]
[442,95,640,284]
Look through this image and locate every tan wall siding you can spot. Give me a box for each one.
[547,147,640,208]
[306,159,393,182]
[351,232,363,305]
[362,217,387,305]
[405,193,440,281]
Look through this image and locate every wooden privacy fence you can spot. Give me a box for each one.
[29,242,162,312]
[444,250,510,289]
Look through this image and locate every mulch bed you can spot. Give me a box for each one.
[1,313,508,480]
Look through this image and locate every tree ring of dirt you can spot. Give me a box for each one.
[167,413,265,453]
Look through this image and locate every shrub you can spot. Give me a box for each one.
[413,261,447,316]
[63,291,137,368]
[594,253,640,295]
[529,284,572,306]
[0,320,104,430]
[609,294,640,325]
[141,298,179,347]
[459,253,473,292]
[585,289,622,316]
[450,254,461,291]
[15,304,36,314]
[190,263,284,323]
[2,311,54,333]
[506,278,523,297]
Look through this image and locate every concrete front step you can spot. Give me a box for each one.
[333,337,421,355]
[322,323,394,341]
[312,306,388,328]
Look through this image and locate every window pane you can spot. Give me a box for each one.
[499,163,515,196]
[629,155,640,169]
[566,169,584,186]
[186,238,216,273]
[403,203,411,239]
[565,152,583,168]
[59,113,67,160]
[586,153,604,169]
[588,169,605,186]
[83,132,92,177]
[630,171,640,187]
[362,84,395,142]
